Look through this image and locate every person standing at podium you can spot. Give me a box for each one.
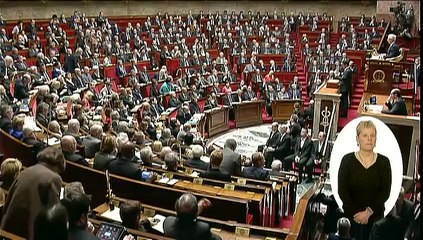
[223,89,235,120]
[381,88,408,115]
[339,61,353,118]
[384,34,400,59]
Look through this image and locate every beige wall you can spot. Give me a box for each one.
[376,0,420,35]
[0,1,376,23]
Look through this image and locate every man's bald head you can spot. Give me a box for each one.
[61,135,77,153]
[175,193,198,221]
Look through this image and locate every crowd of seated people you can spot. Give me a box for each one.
[0,9,418,240]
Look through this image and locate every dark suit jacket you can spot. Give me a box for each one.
[168,98,181,108]
[163,216,219,240]
[36,113,48,128]
[176,110,191,125]
[294,137,313,160]
[242,166,270,181]
[339,67,353,93]
[184,157,209,171]
[14,80,29,101]
[189,102,201,115]
[199,169,231,182]
[108,157,141,181]
[93,152,116,171]
[274,133,291,160]
[22,137,46,160]
[1,164,62,240]
[179,93,190,103]
[369,213,410,240]
[63,131,82,144]
[220,147,242,176]
[386,43,400,58]
[81,136,101,159]
[63,151,88,166]
[382,98,408,115]
[266,130,281,148]
[0,117,12,132]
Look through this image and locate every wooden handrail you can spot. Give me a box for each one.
[285,180,323,240]
[0,229,26,240]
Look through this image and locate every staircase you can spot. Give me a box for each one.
[294,32,309,108]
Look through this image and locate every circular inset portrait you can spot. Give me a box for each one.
[329,117,402,233]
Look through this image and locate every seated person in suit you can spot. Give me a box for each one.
[163,193,222,240]
[61,192,100,240]
[81,124,103,159]
[264,122,282,168]
[204,93,219,110]
[270,160,285,178]
[369,187,414,240]
[242,152,270,181]
[233,89,244,103]
[189,96,201,115]
[108,143,150,181]
[64,119,82,144]
[176,103,192,125]
[14,74,31,101]
[273,124,292,165]
[9,115,24,140]
[384,34,400,59]
[177,123,191,142]
[61,135,88,166]
[36,102,49,128]
[119,200,156,232]
[93,135,117,171]
[242,85,256,101]
[307,131,328,178]
[164,152,179,172]
[283,128,313,183]
[381,88,408,115]
[22,127,46,157]
[0,105,13,133]
[168,92,181,108]
[184,144,208,171]
[199,149,231,182]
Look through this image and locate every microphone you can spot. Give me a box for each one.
[105,170,115,211]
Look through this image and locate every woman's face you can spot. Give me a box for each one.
[357,127,376,151]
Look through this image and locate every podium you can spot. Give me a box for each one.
[312,82,341,141]
[271,99,304,122]
[233,100,264,128]
[203,107,230,138]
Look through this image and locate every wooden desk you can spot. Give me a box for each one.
[271,99,304,122]
[358,93,420,177]
[204,107,230,138]
[61,160,250,223]
[233,100,264,128]
[173,180,264,203]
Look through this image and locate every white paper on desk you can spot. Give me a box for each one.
[367,105,383,113]
[158,177,170,184]
[101,207,122,223]
[43,137,60,145]
[190,172,200,178]
[24,116,41,132]
[151,214,166,234]
[167,179,178,185]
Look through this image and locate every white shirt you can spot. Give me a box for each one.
[300,138,306,149]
